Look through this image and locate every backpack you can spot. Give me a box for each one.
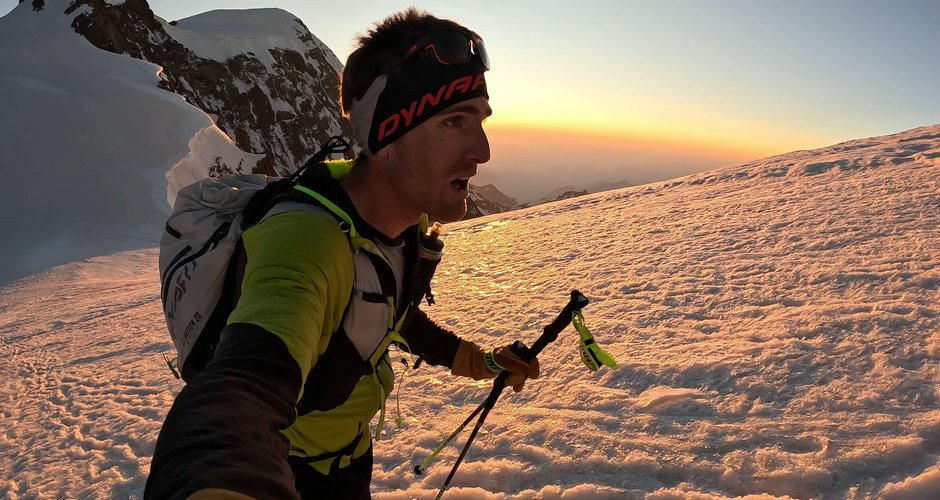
[159,137,351,381]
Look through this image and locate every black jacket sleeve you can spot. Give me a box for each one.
[145,323,302,500]
[400,309,461,368]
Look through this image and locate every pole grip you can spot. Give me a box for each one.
[521,289,589,361]
[492,290,589,391]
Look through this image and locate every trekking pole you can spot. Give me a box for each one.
[412,399,486,475]
[413,290,588,476]
[419,290,590,499]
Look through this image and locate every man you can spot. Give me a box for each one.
[146,8,539,499]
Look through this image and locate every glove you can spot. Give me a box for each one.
[451,340,540,392]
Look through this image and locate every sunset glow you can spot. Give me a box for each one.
[4,0,936,196]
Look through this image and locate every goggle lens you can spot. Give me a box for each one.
[474,37,490,70]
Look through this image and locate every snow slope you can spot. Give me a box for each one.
[1,124,939,499]
[0,2,265,285]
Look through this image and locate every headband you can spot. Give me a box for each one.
[349,53,488,155]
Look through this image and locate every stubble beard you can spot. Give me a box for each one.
[388,153,469,223]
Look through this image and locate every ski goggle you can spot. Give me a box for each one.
[388,29,490,72]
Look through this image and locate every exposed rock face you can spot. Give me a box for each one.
[474,184,518,208]
[65,0,353,175]
[465,183,517,218]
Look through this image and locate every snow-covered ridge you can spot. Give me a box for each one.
[1,124,938,498]
[170,8,310,38]
[163,8,342,73]
[63,0,352,174]
[0,0,230,285]
[0,0,354,285]
[674,124,940,186]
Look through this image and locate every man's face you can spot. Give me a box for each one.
[382,96,492,222]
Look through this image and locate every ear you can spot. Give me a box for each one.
[368,143,394,172]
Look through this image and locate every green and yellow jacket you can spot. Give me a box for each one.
[146,162,460,499]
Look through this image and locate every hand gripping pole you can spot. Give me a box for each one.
[417,290,589,499]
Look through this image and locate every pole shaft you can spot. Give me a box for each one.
[435,290,589,497]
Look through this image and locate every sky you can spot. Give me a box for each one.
[2,0,939,197]
[3,123,940,498]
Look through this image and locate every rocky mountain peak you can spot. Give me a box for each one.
[466,183,518,218]
[63,0,353,175]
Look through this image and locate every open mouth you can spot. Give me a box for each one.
[451,178,470,191]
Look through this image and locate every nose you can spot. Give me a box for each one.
[469,123,491,165]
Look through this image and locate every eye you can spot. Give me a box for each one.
[443,115,463,128]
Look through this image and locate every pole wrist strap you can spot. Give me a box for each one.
[482,351,505,373]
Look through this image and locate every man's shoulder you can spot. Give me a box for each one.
[244,209,354,266]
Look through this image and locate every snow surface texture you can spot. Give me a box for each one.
[1,125,939,499]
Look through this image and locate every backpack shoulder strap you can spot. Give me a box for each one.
[261,200,334,222]
[240,135,352,231]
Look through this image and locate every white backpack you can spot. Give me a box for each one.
[159,174,277,380]
[158,137,351,381]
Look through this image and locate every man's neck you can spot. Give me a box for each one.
[341,167,419,239]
